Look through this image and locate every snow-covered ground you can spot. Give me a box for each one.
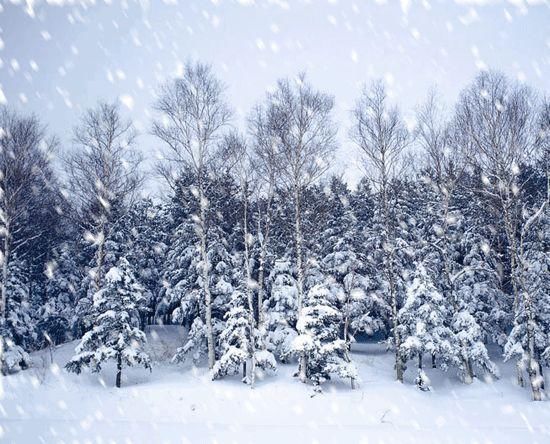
[1,326,548,443]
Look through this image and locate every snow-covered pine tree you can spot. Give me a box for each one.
[504,202,549,399]
[212,287,276,383]
[0,329,29,375]
[38,242,81,347]
[398,262,455,390]
[211,288,248,380]
[165,172,212,364]
[347,178,392,340]
[123,199,170,327]
[65,258,151,387]
[263,259,299,362]
[160,171,202,329]
[452,311,499,383]
[292,282,357,390]
[322,176,388,347]
[451,228,501,382]
[0,259,32,374]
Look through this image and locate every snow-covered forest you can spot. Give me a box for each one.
[1,1,549,442]
[2,63,548,393]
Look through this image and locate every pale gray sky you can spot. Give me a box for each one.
[1,0,549,189]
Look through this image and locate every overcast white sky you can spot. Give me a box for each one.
[1,0,549,189]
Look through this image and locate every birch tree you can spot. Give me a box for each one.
[350,81,409,382]
[0,108,58,319]
[66,102,142,292]
[416,90,497,383]
[248,104,281,329]
[217,131,261,385]
[255,74,337,381]
[454,71,545,400]
[0,108,61,373]
[153,62,232,370]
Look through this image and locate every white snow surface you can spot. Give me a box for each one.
[1,326,549,443]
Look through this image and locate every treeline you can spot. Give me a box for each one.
[0,65,548,400]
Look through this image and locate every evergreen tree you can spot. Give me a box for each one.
[212,288,276,383]
[66,258,151,387]
[292,283,357,389]
[123,199,170,326]
[504,205,550,394]
[398,263,455,390]
[37,242,81,347]
[263,259,299,362]
[321,177,384,346]
[0,259,32,374]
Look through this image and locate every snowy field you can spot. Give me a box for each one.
[1,326,548,444]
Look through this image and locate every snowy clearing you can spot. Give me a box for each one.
[1,326,549,444]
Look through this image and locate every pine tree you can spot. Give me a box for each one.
[212,288,276,383]
[123,199,170,326]
[0,259,32,374]
[66,258,151,387]
[38,243,80,347]
[504,205,549,397]
[453,311,499,383]
[451,227,501,382]
[161,173,201,327]
[167,173,211,364]
[322,176,387,345]
[0,331,29,375]
[263,259,299,362]
[398,263,455,391]
[292,283,357,389]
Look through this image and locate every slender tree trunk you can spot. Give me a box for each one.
[519,222,544,401]
[198,186,216,370]
[299,357,307,383]
[243,186,256,386]
[343,337,356,389]
[382,181,403,383]
[293,185,304,311]
[116,353,122,388]
[95,231,105,291]
[256,193,273,331]
[1,218,9,319]
[503,209,528,390]
[431,353,436,369]
[293,185,308,382]
[417,353,428,391]
[525,292,543,401]
[389,270,403,382]
[257,248,266,327]
[343,313,350,349]
[516,361,525,387]
[462,347,474,384]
